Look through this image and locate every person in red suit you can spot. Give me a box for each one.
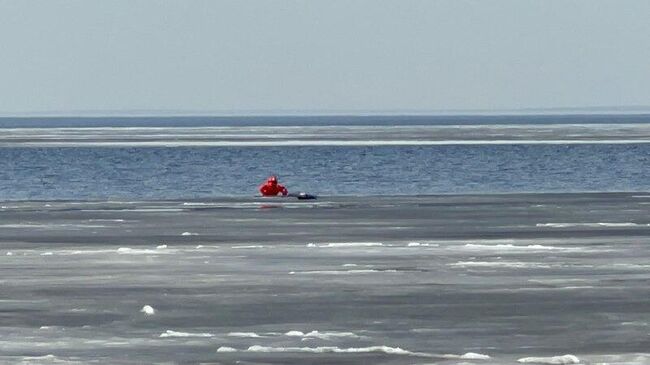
[259,175,288,196]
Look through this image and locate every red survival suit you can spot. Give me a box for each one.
[259,176,288,196]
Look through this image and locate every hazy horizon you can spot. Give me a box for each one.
[2,1,650,116]
[2,105,650,118]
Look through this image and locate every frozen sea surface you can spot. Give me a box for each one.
[1,193,650,364]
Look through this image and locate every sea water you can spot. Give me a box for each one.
[1,115,649,200]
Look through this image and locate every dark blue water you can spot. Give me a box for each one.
[1,144,649,200]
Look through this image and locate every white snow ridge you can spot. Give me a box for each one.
[217,346,237,352]
[160,330,215,338]
[218,343,431,356]
[517,354,580,364]
[441,352,491,360]
[242,345,424,355]
[227,332,262,338]
[459,352,491,360]
[140,305,155,315]
[537,222,646,228]
[307,242,384,248]
[284,330,362,340]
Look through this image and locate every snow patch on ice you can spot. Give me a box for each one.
[463,244,575,251]
[537,222,647,228]
[216,346,237,352]
[517,354,580,364]
[442,352,491,360]
[290,269,397,275]
[228,332,261,338]
[460,352,491,360]
[140,305,155,315]
[117,247,172,254]
[242,345,426,356]
[407,242,438,247]
[160,330,214,338]
[450,261,551,269]
[20,354,60,362]
[284,330,362,340]
[307,242,384,248]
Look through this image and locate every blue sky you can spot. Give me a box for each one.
[1,0,649,115]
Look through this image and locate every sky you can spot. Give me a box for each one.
[1,0,649,116]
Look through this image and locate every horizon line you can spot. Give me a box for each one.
[2,107,650,119]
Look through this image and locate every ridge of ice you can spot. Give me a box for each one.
[537,222,647,228]
[290,269,397,275]
[450,261,551,269]
[228,332,261,338]
[284,330,362,340]
[160,330,214,338]
[217,346,237,352]
[517,354,580,364]
[307,242,384,248]
[244,345,424,356]
[442,352,492,360]
[140,305,155,315]
[463,243,572,251]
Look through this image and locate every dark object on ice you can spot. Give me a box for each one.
[294,192,317,200]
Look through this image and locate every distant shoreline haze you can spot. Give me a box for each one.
[1,113,650,128]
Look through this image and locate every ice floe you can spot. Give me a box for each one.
[116,247,173,254]
[537,222,648,228]
[237,345,426,356]
[140,305,155,316]
[227,332,262,338]
[462,244,574,251]
[19,354,59,361]
[442,352,491,360]
[407,242,438,247]
[450,261,551,269]
[289,269,397,275]
[215,345,490,359]
[307,242,384,248]
[284,330,362,340]
[517,354,580,364]
[216,346,237,352]
[160,330,214,338]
